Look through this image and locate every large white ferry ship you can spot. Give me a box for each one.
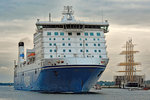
[14,6,109,93]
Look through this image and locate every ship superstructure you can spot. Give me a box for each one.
[14,6,109,93]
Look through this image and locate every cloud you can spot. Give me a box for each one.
[0,0,62,20]
[72,0,150,26]
[0,0,150,26]
[20,37,32,45]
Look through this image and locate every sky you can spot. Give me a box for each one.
[0,0,150,82]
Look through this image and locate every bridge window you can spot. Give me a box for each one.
[85,25,101,29]
[43,25,63,28]
[63,49,66,52]
[64,24,83,29]
[98,44,100,46]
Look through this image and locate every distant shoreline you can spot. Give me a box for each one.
[0,83,13,86]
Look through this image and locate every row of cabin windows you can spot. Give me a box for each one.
[49,43,101,46]
[49,49,101,53]
[80,50,101,52]
[47,32,101,36]
[47,32,64,36]
[79,43,100,46]
[49,38,70,40]
[50,55,102,58]
[49,38,101,41]
[50,49,72,52]
[79,38,101,41]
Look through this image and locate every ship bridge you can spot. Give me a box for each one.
[36,6,109,33]
[36,21,109,33]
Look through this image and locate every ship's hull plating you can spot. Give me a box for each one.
[14,65,105,93]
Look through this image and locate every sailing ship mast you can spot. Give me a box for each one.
[118,39,141,82]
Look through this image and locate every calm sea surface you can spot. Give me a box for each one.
[0,86,150,100]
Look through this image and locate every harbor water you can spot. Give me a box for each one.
[0,86,150,100]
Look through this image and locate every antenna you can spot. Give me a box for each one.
[49,13,51,22]
[101,9,103,23]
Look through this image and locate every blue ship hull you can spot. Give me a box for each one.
[14,65,105,93]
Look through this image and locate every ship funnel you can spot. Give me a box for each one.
[18,42,24,65]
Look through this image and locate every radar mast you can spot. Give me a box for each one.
[61,6,75,22]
